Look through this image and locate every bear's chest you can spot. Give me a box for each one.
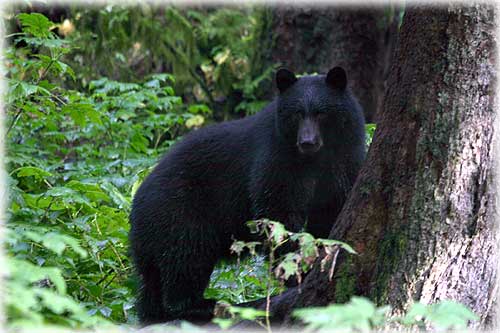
[298,166,342,206]
[300,177,318,203]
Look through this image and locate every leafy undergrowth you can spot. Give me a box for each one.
[206,255,284,305]
[4,12,208,328]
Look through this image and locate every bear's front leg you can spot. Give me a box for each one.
[158,225,222,323]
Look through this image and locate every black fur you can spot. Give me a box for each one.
[129,67,366,325]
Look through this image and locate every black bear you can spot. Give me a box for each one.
[129,67,366,325]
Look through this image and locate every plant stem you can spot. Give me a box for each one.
[6,108,23,135]
[7,54,60,135]
[265,241,274,333]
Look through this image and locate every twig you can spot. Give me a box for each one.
[96,268,115,286]
[93,215,126,271]
[7,53,61,135]
[6,108,23,135]
[329,246,341,281]
[266,244,273,333]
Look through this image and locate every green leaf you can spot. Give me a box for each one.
[188,104,212,115]
[150,73,175,83]
[399,300,478,329]
[15,166,53,180]
[100,181,130,209]
[62,103,96,127]
[293,297,388,332]
[350,296,376,317]
[427,300,479,329]
[8,81,38,104]
[144,78,160,89]
[37,288,82,315]
[365,123,376,146]
[54,60,76,80]
[17,13,54,38]
[45,186,78,198]
[70,109,86,126]
[41,232,88,258]
[319,239,357,254]
[228,306,266,320]
[7,258,67,294]
[130,131,149,153]
[269,221,288,243]
[291,232,316,258]
[401,301,428,325]
[212,317,235,330]
[276,253,300,280]
[66,180,109,202]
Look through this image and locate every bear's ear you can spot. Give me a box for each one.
[276,68,297,93]
[326,66,347,90]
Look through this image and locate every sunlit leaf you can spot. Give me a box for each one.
[17,13,54,38]
[15,166,53,180]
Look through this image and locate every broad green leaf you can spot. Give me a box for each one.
[130,131,149,153]
[319,239,357,254]
[45,186,78,198]
[269,221,288,243]
[8,81,38,103]
[228,306,266,320]
[17,13,53,38]
[15,166,52,180]
[7,258,66,294]
[66,180,109,202]
[291,232,316,258]
[212,318,234,329]
[62,103,95,127]
[100,181,130,209]
[276,253,299,280]
[37,288,84,314]
[54,60,76,80]
[427,300,478,329]
[41,232,88,258]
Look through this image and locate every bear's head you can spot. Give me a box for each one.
[275,67,365,157]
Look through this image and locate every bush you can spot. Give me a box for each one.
[4,12,205,327]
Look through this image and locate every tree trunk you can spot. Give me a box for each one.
[263,4,498,328]
[270,6,399,122]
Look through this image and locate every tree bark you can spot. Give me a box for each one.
[260,4,497,328]
[270,6,399,122]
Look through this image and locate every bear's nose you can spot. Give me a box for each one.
[297,116,323,155]
[297,139,322,154]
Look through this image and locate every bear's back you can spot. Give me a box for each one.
[131,103,276,231]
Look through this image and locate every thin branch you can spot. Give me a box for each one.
[328,246,340,281]
[6,108,23,135]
